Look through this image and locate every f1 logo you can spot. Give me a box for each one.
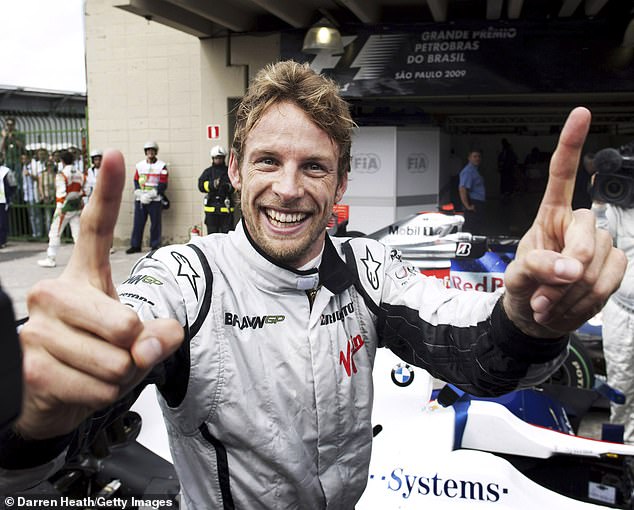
[456,242,472,257]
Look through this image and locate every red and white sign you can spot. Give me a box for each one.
[206,125,220,140]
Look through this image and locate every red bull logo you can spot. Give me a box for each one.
[451,272,505,292]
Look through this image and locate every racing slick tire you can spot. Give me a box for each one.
[545,334,595,389]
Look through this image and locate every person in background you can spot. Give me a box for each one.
[38,157,57,235]
[459,149,486,234]
[198,145,235,234]
[0,117,25,178]
[85,149,102,203]
[498,138,518,202]
[591,147,634,444]
[32,148,49,235]
[1,62,626,509]
[52,149,63,172]
[21,153,42,238]
[125,141,168,254]
[37,150,85,268]
[0,157,16,248]
[67,145,84,173]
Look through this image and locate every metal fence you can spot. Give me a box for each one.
[1,114,87,242]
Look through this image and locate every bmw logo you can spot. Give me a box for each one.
[391,363,415,387]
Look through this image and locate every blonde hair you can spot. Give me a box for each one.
[232,60,355,179]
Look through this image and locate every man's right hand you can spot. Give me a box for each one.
[17,150,183,440]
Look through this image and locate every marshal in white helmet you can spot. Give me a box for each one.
[210,145,226,159]
[144,141,159,153]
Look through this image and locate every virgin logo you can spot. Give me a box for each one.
[340,334,365,377]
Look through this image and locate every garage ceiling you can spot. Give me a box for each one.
[115,0,632,39]
[114,0,634,134]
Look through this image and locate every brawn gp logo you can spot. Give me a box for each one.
[123,274,163,285]
[225,313,286,330]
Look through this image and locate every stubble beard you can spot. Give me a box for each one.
[244,205,331,266]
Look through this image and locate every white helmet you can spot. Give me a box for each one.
[144,141,159,152]
[210,145,226,158]
[90,149,103,158]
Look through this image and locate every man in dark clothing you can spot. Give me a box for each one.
[0,157,16,248]
[498,138,518,201]
[198,145,234,234]
[0,117,25,176]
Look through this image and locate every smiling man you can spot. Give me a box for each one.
[229,100,347,267]
[0,61,626,509]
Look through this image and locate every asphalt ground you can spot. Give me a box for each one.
[0,240,140,319]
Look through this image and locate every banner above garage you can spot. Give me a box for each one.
[281,20,634,98]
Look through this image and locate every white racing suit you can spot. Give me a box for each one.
[593,202,634,443]
[0,221,568,508]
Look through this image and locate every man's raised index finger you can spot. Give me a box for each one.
[65,149,126,292]
[540,107,591,209]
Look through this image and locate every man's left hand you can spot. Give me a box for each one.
[503,107,626,338]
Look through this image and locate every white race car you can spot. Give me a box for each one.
[357,347,634,509]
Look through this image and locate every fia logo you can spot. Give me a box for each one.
[406,153,428,173]
[351,153,381,174]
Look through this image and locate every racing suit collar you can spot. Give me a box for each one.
[236,220,354,295]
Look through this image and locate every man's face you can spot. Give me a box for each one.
[145,148,157,161]
[92,156,102,168]
[468,152,481,166]
[229,101,347,268]
[213,155,225,165]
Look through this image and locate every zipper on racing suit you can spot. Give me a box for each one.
[306,286,321,311]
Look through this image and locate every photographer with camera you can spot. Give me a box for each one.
[591,143,634,444]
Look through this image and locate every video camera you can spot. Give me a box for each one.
[592,143,634,207]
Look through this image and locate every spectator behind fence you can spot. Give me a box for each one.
[126,141,168,254]
[0,157,16,248]
[38,157,57,235]
[21,153,42,238]
[37,150,86,268]
[68,145,84,173]
[0,117,25,177]
[1,62,626,509]
[33,149,51,235]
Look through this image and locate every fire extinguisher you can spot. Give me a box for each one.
[190,225,201,240]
